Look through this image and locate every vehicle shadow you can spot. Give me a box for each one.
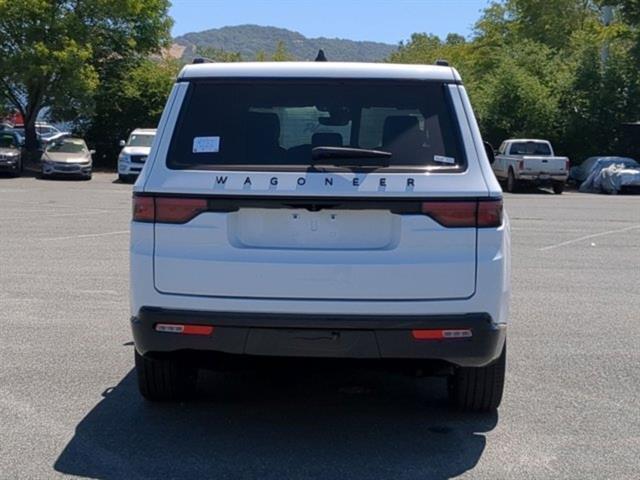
[54,366,497,479]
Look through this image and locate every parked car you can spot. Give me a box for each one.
[41,137,93,180]
[7,123,69,143]
[569,156,636,184]
[35,123,63,141]
[573,156,640,194]
[129,61,509,412]
[493,139,569,194]
[0,131,23,176]
[117,128,157,183]
[7,127,25,146]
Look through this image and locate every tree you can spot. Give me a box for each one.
[196,46,242,62]
[606,0,640,58]
[271,41,294,61]
[508,0,600,50]
[82,59,179,165]
[0,0,172,154]
[388,1,640,160]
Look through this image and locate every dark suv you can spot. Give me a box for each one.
[0,131,23,176]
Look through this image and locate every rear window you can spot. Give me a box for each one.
[128,133,155,147]
[167,80,464,171]
[510,142,551,156]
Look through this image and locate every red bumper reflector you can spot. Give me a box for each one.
[155,323,214,336]
[412,329,472,340]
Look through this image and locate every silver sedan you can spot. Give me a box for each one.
[41,137,93,180]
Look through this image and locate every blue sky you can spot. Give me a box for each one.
[169,0,492,44]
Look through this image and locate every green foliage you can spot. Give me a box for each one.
[0,0,171,152]
[389,0,640,161]
[271,41,294,61]
[196,46,242,62]
[82,59,179,165]
[606,0,640,58]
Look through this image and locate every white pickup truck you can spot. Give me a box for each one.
[493,139,569,194]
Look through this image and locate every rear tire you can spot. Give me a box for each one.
[552,181,564,194]
[118,174,128,183]
[506,169,519,193]
[448,342,506,412]
[135,350,197,402]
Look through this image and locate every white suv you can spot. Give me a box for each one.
[118,128,157,183]
[130,62,510,412]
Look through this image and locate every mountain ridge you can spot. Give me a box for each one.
[173,24,398,62]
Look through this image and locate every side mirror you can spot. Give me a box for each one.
[90,149,96,155]
[484,141,496,164]
[119,140,126,148]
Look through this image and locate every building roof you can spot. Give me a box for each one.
[178,62,461,83]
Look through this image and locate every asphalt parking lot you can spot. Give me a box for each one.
[1,173,639,479]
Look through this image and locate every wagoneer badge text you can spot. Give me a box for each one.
[213,174,420,192]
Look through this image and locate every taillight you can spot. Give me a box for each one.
[566,159,570,170]
[421,201,477,228]
[477,199,503,228]
[421,199,502,228]
[132,196,155,222]
[132,195,207,224]
[155,197,208,223]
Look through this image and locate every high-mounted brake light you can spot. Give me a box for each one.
[132,195,208,224]
[421,199,502,228]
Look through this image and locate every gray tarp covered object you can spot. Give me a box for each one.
[580,162,640,194]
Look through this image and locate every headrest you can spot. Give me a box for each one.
[382,116,421,146]
[246,112,281,143]
[312,132,343,147]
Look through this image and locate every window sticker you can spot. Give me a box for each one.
[193,136,220,153]
[434,155,455,165]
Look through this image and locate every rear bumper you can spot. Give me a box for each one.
[517,173,567,183]
[132,307,506,367]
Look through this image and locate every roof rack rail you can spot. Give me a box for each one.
[192,57,211,65]
[435,59,450,66]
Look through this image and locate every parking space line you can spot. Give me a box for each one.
[539,224,640,251]
[2,211,112,221]
[42,230,129,241]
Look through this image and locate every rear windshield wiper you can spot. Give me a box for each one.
[311,146,392,167]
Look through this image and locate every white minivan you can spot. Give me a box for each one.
[130,62,510,411]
